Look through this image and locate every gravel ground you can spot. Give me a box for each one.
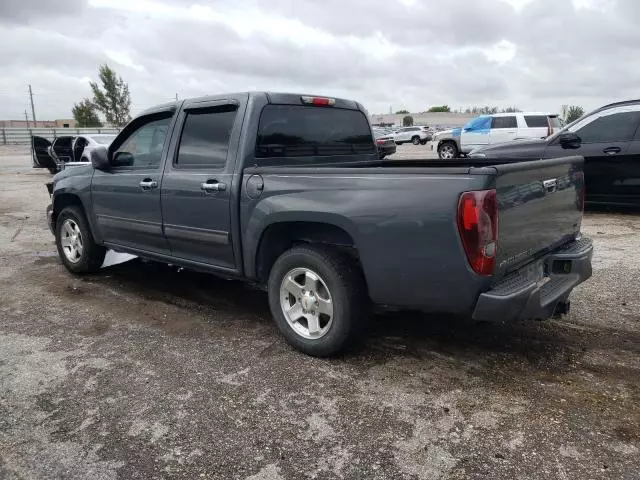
[0,145,638,480]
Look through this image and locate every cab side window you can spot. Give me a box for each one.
[113,116,172,168]
[492,116,517,129]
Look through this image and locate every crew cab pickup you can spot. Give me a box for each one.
[46,92,593,356]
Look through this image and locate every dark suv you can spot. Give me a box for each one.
[469,100,640,207]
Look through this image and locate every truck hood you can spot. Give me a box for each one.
[434,127,461,140]
[53,163,94,182]
[470,138,547,158]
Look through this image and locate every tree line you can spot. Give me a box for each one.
[72,64,132,128]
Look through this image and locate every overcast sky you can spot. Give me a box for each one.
[1,0,639,120]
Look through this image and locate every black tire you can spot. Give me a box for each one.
[268,245,370,357]
[55,206,106,274]
[411,136,420,145]
[438,141,459,159]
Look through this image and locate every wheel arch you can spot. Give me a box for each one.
[51,188,103,244]
[250,219,360,284]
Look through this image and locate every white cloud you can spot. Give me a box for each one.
[0,0,639,120]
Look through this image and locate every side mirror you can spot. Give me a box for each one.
[90,146,110,170]
[111,151,134,167]
[558,131,581,149]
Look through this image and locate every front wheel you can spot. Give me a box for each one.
[55,206,106,273]
[411,136,420,145]
[268,246,370,357]
[438,141,459,159]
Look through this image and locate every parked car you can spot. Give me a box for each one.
[468,100,640,207]
[459,112,561,154]
[32,134,117,173]
[393,126,432,145]
[45,92,592,356]
[373,129,397,159]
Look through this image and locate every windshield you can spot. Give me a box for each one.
[91,135,117,145]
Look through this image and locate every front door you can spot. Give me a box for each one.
[52,136,74,163]
[31,136,55,170]
[544,108,640,205]
[160,95,247,271]
[461,115,492,152]
[395,128,410,143]
[91,113,174,255]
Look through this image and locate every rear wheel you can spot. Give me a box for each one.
[411,136,420,145]
[268,245,369,357]
[55,206,106,274]
[438,141,459,159]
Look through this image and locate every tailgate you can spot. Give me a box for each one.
[493,156,584,276]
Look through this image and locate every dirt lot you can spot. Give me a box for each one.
[1,145,638,480]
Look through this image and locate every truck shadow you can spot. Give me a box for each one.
[95,258,638,373]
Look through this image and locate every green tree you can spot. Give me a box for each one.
[402,115,414,127]
[501,106,521,113]
[72,98,102,127]
[395,109,409,114]
[90,64,132,127]
[465,106,499,115]
[427,105,451,113]
[565,105,584,124]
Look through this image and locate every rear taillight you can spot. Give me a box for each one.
[457,189,499,276]
[376,139,385,145]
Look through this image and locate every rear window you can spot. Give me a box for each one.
[175,106,237,169]
[524,115,549,128]
[256,105,374,160]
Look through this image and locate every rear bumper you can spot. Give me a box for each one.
[472,237,593,322]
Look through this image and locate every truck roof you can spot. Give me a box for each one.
[140,92,363,117]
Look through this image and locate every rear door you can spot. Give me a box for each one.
[544,107,640,204]
[31,136,55,169]
[489,115,518,145]
[461,116,492,152]
[91,112,174,255]
[523,115,552,138]
[160,95,247,271]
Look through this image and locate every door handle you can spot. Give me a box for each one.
[139,179,158,190]
[603,147,621,155]
[201,180,227,193]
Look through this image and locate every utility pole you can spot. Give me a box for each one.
[175,93,178,101]
[24,110,30,128]
[28,84,37,125]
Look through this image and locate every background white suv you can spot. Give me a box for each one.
[460,112,561,153]
[393,126,432,145]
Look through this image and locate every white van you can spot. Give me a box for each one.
[460,112,561,153]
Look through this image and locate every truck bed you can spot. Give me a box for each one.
[242,155,585,311]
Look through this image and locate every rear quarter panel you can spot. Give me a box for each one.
[240,168,494,312]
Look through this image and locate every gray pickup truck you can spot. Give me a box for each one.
[45,92,593,356]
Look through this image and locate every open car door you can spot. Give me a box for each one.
[31,136,58,173]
